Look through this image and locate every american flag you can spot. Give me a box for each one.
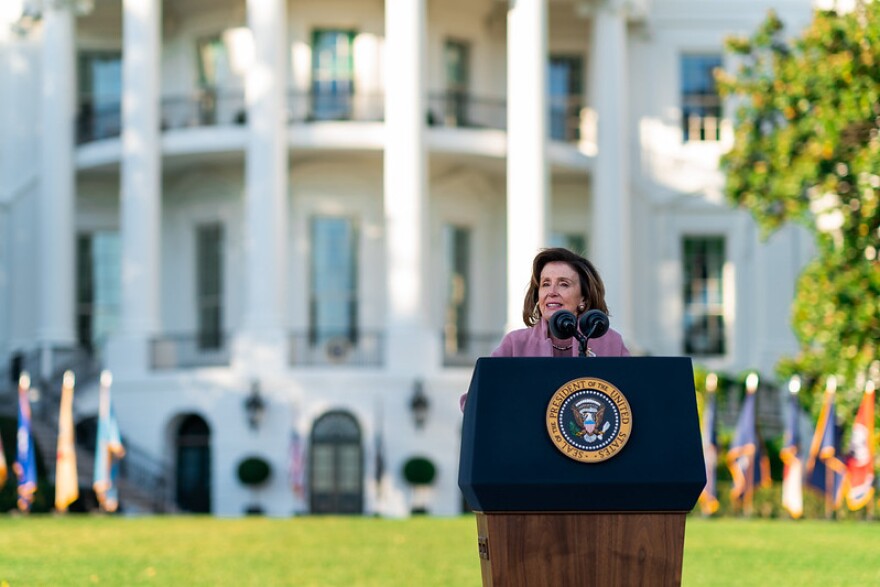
[289,428,306,500]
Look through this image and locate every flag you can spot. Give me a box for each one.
[55,371,79,512]
[780,384,803,519]
[0,420,7,488]
[289,428,305,500]
[844,381,875,511]
[14,373,37,512]
[726,377,771,513]
[698,388,720,515]
[93,371,125,512]
[805,382,847,512]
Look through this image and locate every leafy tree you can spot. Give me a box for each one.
[717,3,880,421]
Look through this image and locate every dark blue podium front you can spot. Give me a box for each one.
[458,357,706,513]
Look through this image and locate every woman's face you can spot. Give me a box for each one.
[538,261,585,324]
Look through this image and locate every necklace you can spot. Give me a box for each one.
[552,343,573,351]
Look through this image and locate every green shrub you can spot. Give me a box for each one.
[402,456,436,486]
[236,456,272,486]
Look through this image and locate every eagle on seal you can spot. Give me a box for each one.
[571,398,605,438]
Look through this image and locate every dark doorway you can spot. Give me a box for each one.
[175,415,211,513]
[309,411,363,514]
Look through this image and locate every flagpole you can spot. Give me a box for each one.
[824,463,834,519]
[825,376,837,520]
[744,373,758,518]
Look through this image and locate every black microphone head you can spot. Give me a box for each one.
[548,310,577,340]
[578,309,609,340]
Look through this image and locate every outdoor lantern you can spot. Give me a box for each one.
[410,379,429,430]
[244,380,266,431]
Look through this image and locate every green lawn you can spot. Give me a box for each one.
[0,515,878,586]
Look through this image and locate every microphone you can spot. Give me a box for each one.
[578,309,610,341]
[548,310,578,340]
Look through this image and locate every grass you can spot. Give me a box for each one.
[0,515,878,586]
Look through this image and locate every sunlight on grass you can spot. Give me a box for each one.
[0,515,878,586]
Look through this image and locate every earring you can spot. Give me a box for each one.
[531,302,540,322]
[577,304,586,313]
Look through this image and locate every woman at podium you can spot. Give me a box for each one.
[461,247,628,409]
[494,247,629,358]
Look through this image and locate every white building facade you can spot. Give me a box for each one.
[0,0,816,516]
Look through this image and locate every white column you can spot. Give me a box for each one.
[590,1,631,339]
[506,0,549,331]
[38,5,77,360]
[114,0,161,373]
[383,0,432,372]
[241,0,287,346]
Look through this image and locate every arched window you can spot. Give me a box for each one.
[310,411,363,514]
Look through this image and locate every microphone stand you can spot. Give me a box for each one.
[576,325,601,358]
[574,332,589,358]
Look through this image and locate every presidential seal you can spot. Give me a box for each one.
[546,377,632,463]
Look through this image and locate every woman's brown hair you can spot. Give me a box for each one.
[521,247,609,327]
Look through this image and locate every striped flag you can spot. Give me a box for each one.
[780,376,803,519]
[726,373,771,515]
[844,380,875,511]
[289,428,306,500]
[805,377,847,514]
[0,418,7,488]
[698,374,720,515]
[14,373,38,512]
[55,371,79,512]
[93,371,125,512]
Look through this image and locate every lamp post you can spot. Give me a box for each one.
[410,379,429,430]
[244,380,266,431]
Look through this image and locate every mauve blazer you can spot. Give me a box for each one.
[459,319,629,410]
[491,317,629,358]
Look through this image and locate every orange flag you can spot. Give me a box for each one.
[845,381,875,511]
[55,371,79,512]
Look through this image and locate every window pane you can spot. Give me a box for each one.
[197,224,223,349]
[550,232,587,257]
[78,52,122,141]
[312,445,335,492]
[548,56,583,141]
[312,30,355,120]
[444,225,471,354]
[310,217,358,343]
[197,36,232,88]
[337,445,361,492]
[76,232,121,352]
[683,236,726,355]
[681,54,723,142]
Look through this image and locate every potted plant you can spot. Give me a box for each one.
[237,456,272,514]
[402,456,437,514]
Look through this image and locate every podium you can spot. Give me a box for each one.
[458,357,706,586]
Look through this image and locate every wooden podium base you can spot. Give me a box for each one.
[475,512,687,587]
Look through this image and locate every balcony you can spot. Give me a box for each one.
[441,331,502,367]
[75,89,585,145]
[150,333,231,370]
[288,330,383,367]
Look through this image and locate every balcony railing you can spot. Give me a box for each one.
[150,333,231,370]
[77,99,121,144]
[682,93,722,142]
[287,90,386,123]
[75,89,586,145]
[161,89,247,130]
[442,331,502,367]
[288,330,383,367]
[425,91,507,130]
